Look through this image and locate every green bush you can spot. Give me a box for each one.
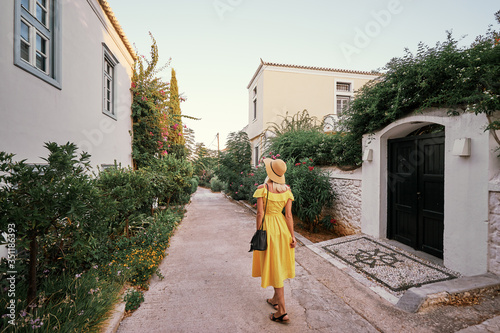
[216,131,254,199]
[95,166,154,237]
[266,129,331,165]
[192,143,218,187]
[0,141,193,332]
[198,168,215,187]
[124,288,145,312]
[189,177,199,194]
[0,143,117,306]
[287,159,335,231]
[104,209,182,289]
[209,176,226,192]
[0,265,124,332]
[144,155,195,206]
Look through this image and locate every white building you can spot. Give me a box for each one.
[246,60,379,166]
[0,0,136,168]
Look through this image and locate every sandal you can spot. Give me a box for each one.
[266,299,278,309]
[270,312,289,323]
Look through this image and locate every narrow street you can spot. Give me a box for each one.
[117,187,500,332]
[117,187,377,332]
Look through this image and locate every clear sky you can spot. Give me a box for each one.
[106,0,499,150]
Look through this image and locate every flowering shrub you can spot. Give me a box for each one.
[131,34,192,167]
[286,158,335,231]
[107,209,181,289]
[220,145,335,231]
[124,288,145,312]
[131,34,171,169]
[320,215,337,231]
[229,168,266,202]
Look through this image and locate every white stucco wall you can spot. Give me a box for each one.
[0,0,134,169]
[361,109,495,276]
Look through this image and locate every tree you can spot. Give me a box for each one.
[167,68,185,146]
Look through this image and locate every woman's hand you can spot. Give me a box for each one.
[290,237,297,248]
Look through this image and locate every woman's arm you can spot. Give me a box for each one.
[284,198,297,248]
[256,197,264,230]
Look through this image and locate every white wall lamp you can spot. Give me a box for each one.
[452,138,471,157]
[363,149,373,162]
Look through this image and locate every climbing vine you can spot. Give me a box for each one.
[338,12,500,164]
[131,33,171,168]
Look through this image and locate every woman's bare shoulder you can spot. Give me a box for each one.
[257,184,266,189]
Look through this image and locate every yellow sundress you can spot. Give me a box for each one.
[252,186,295,288]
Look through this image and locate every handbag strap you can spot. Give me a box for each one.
[259,184,270,231]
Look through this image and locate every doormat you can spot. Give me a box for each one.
[322,236,459,293]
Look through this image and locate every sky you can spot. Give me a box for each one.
[106,0,499,150]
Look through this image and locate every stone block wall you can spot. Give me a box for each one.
[489,190,500,275]
[321,167,362,236]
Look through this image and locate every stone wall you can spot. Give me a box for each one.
[489,190,500,275]
[321,167,362,236]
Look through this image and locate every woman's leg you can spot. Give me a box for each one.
[267,289,278,307]
[271,287,289,321]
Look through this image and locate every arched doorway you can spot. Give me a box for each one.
[387,124,445,258]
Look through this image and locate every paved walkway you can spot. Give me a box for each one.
[117,187,500,333]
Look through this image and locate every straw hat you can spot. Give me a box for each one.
[264,158,287,184]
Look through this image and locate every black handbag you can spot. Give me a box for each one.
[249,184,270,252]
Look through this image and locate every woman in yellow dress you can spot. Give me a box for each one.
[252,158,297,323]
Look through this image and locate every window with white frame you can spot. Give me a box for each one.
[15,0,61,88]
[252,87,257,120]
[336,82,351,92]
[102,44,119,119]
[336,96,351,116]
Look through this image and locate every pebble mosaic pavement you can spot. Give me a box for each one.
[321,235,460,296]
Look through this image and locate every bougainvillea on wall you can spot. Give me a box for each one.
[130,33,171,169]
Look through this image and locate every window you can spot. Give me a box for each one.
[102,44,119,119]
[336,96,350,116]
[254,145,259,166]
[14,0,61,88]
[252,87,257,120]
[336,82,351,92]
